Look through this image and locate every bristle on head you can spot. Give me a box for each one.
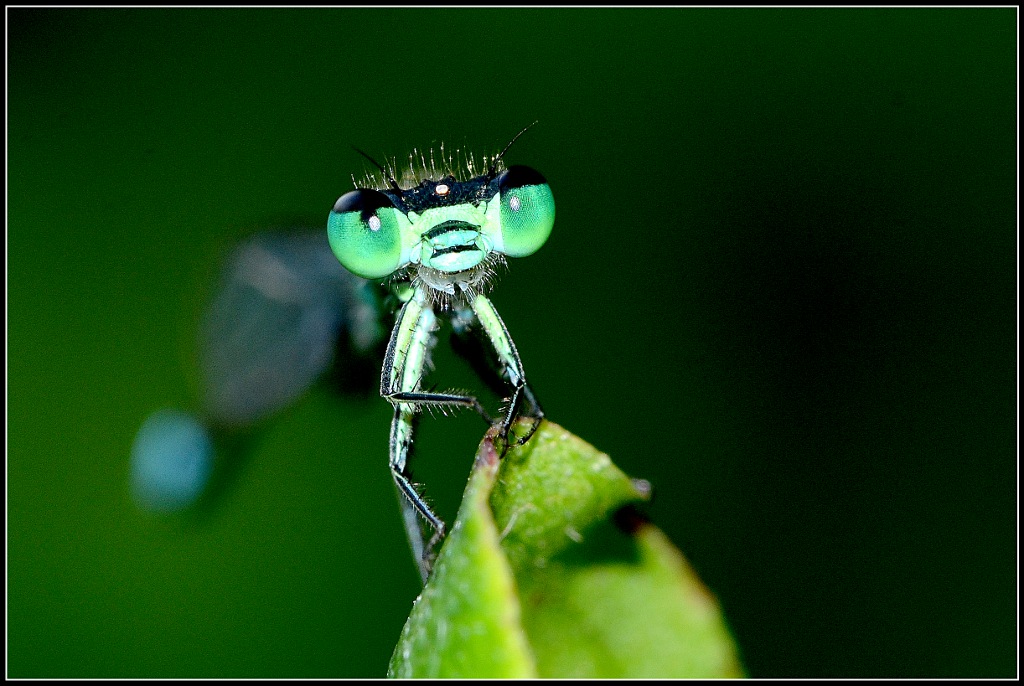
[354,143,507,192]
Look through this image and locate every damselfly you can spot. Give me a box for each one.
[328,126,554,580]
[131,127,554,583]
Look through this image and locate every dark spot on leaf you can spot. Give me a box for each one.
[613,504,650,536]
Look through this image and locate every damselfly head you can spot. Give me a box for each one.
[329,124,553,309]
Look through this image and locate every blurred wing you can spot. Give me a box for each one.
[131,408,214,512]
[199,229,380,427]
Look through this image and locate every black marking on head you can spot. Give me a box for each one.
[350,123,539,216]
[423,220,480,240]
[432,244,483,258]
[498,165,548,191]
[332,188,396,222]
[389,174,499,215]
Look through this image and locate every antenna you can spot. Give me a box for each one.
[352,146,402,193]
[486,121,539,179]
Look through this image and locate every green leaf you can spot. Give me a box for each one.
[388,420,744,678]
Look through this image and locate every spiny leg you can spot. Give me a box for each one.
[383,291,493,581]
[389,391,493,423]
[382,292,494,423]
[504,382,544,446]
[389,404,443,582]
[466,293,544,448]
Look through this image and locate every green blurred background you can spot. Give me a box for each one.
[7,8,1016,678]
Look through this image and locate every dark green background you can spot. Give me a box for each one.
[7,8,1016,678]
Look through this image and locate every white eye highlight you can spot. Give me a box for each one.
[368,215,382,231]
[509,195,522,212]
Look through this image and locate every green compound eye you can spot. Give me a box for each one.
[328,189,405,279]
[498,165,555,258]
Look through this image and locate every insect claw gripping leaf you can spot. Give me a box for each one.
[328,127,555,581]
